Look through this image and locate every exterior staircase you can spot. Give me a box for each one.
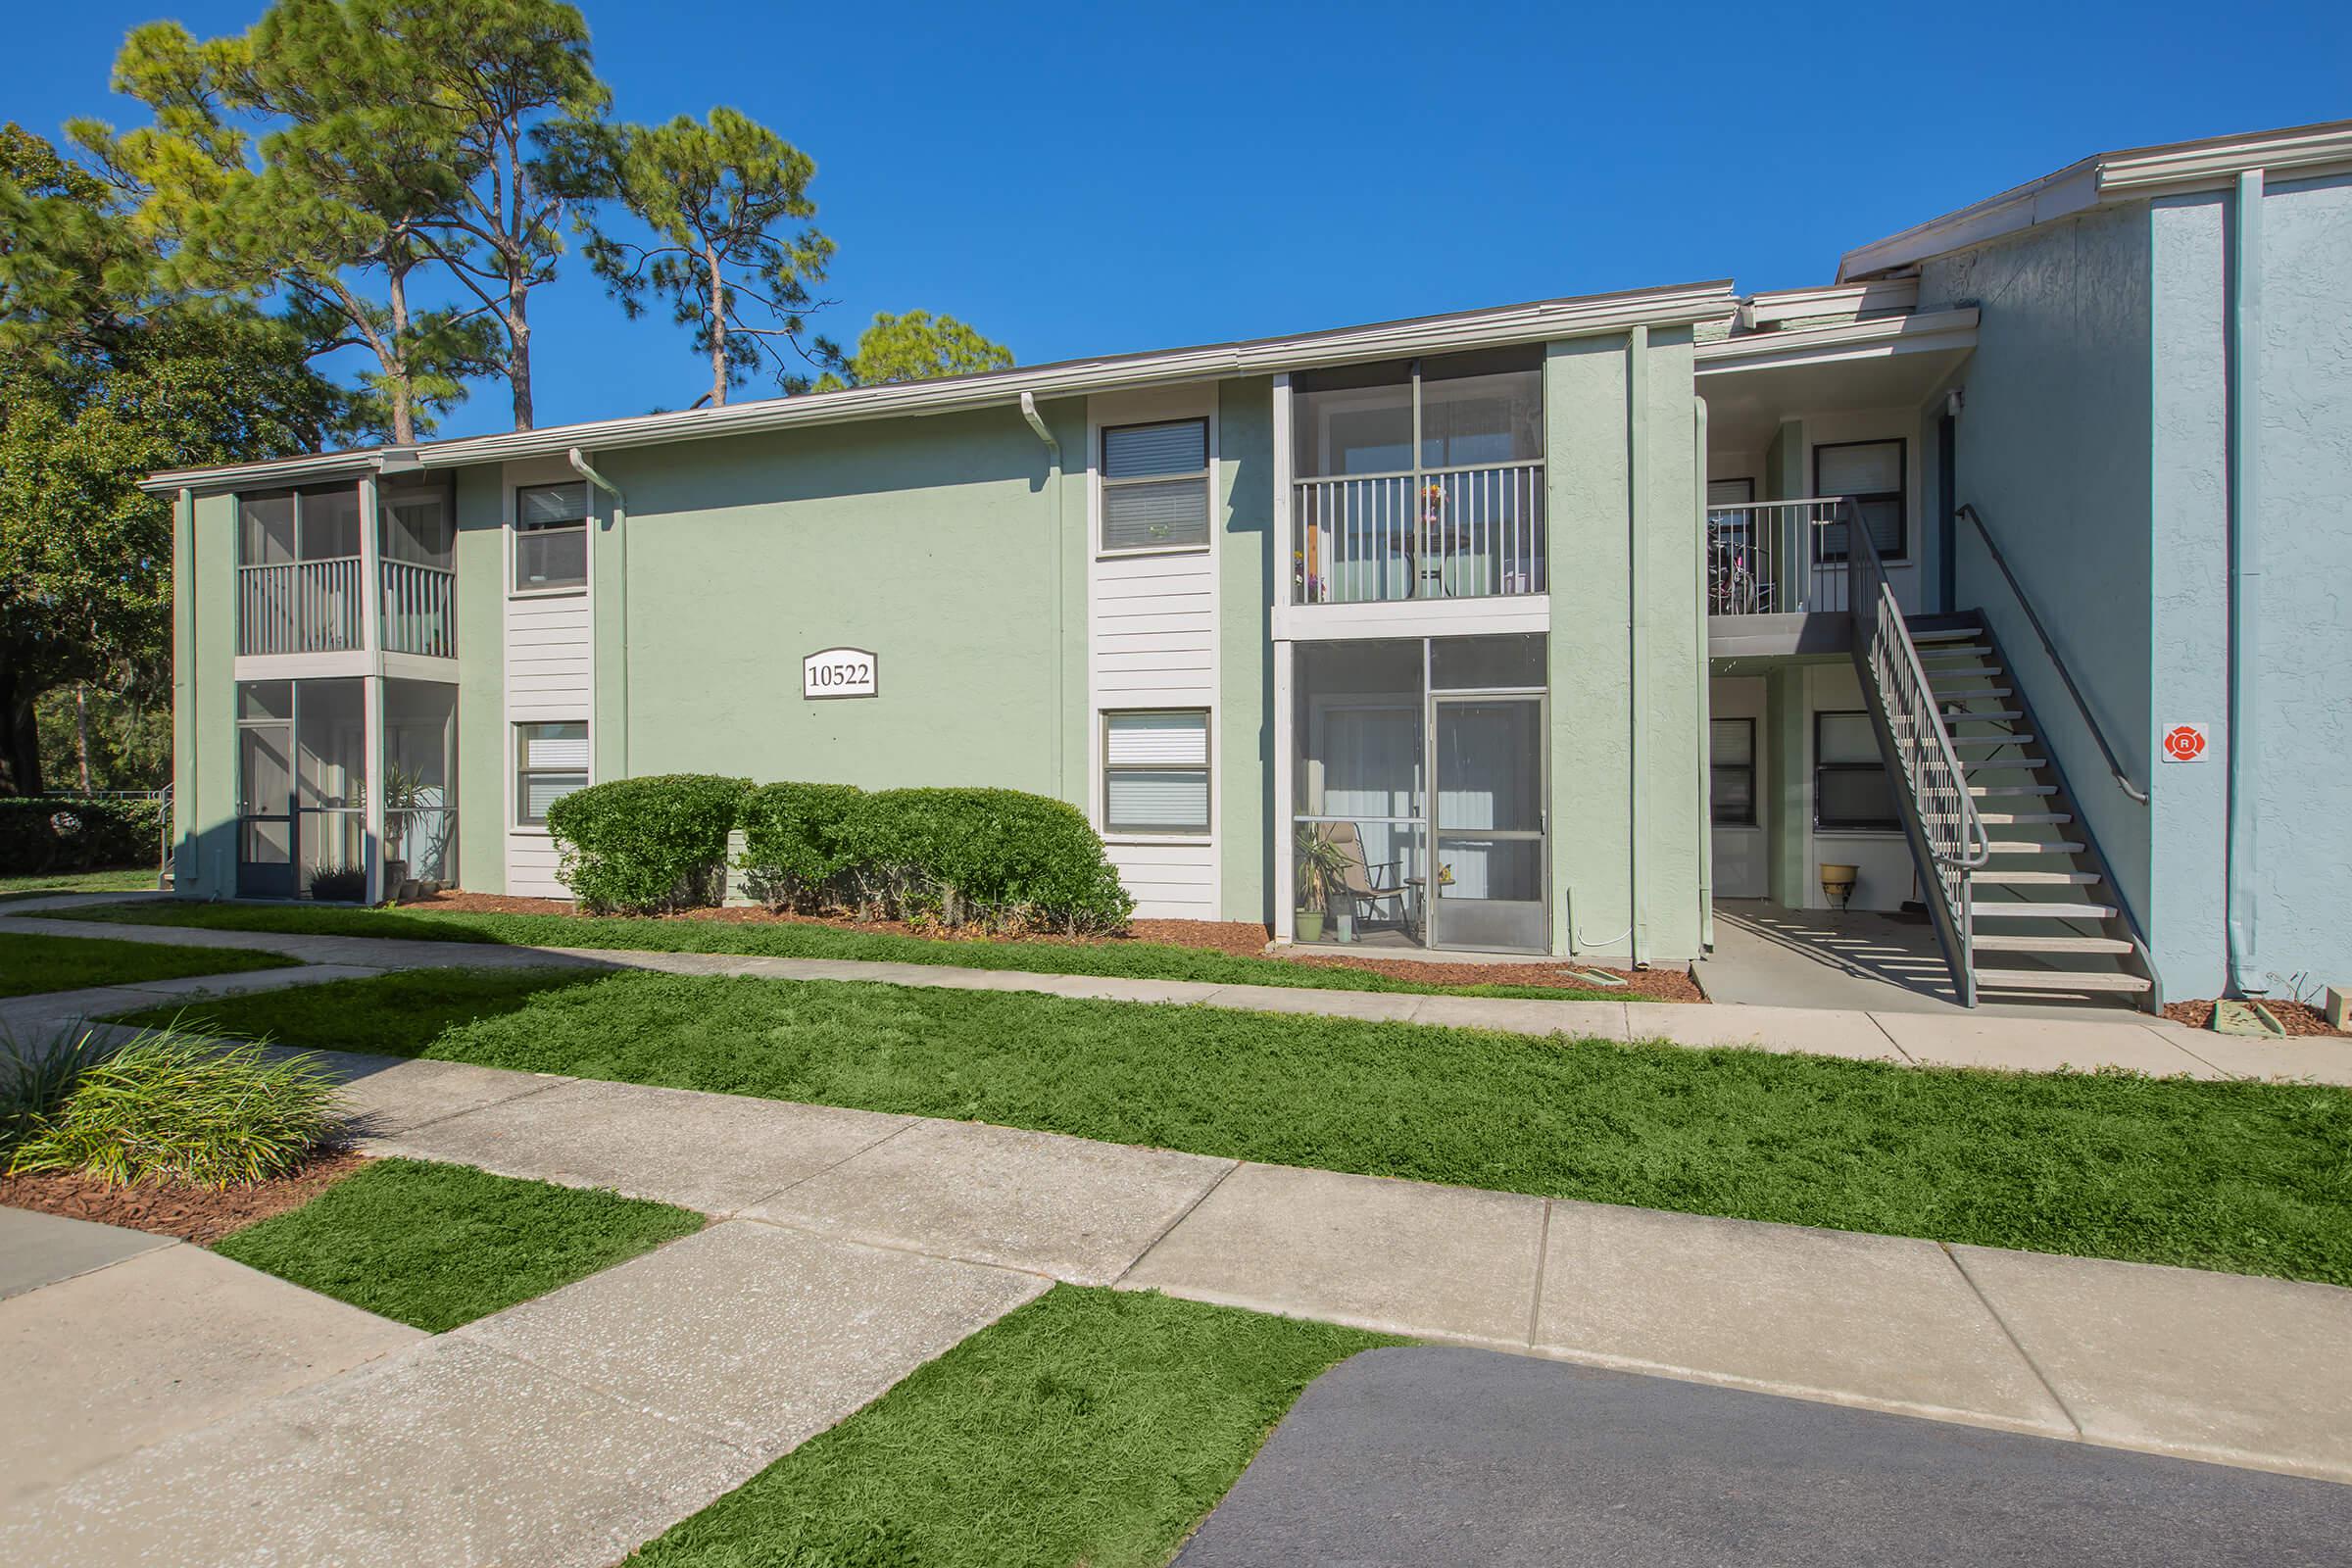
[1836,497,2158,1011]
[1900,612,2158,1007]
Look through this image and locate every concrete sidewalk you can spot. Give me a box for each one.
[327,1048,2352,1482]
[8,906,2347,1084]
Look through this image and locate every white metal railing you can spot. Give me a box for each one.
[1845,497,1990,1005]
[237,558,365,656]
[1705,498,1847,617]
[1294,460,1545,605]
[380,560,457,658]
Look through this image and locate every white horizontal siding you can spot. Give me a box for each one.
[501,485,592,896]
[1111,839,1218,920]
[505,832,571,900]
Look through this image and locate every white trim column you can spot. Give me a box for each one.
[358,474,386,904]
[1270,373,1296,940]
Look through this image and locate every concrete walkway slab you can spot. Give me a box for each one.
[0,1204,170,1299]
[1533,1203,2071,1435]
[1197,985,1437,1024]
[1629,1001,1906,1060]
[307,1049,570,1137]
[459,1219,1048,1459]
[746,1118,1234,1284]
[1870,1011,2225,1077]
[1175,1348,2352,1568]
[1409,994,1632,1038]
[1120,1162,1546,1348]
[1952,1245,2352,1481]
[373,1076,912,1210]
[0,1334,756,1568]
[2171,1030,2352,1084]
[0,1241,419,1503]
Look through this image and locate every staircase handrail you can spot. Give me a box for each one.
[1953,504,2148,806]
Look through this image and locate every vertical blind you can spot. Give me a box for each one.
[1104,710,1209,832]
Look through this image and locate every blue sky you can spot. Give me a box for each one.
[10,0,2349,440]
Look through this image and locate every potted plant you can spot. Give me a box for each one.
[1294,825,1350,943]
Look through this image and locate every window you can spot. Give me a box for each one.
[1814,711,1899,831]
[1101,418,1210,552]
[515,721,588,826]
[1102,710,1209,834]
[1710,718,1756,826]
[1814,440,1905,563]
[514,481,589,591]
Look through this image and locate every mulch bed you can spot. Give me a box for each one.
[2163,999,2348,1040]
[0,1149,369,1246]
[397,891,1704,1003]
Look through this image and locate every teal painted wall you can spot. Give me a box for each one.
[586,400,1090,799]
[1217,378,1275,923]
[1546,327,1706,961]
[452,466,507,893]
[1918,203,2156,939]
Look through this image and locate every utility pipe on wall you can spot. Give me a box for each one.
[567,448,628,777]
[1019,393,1066,800]
[2226,172,2265,996]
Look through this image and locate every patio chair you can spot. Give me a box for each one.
[1318,821,1417,939]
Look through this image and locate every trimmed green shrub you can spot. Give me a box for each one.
[736,781,865,910]
[835,787,1132,935]
[307,865,368,903]
[546,774,750,913]
[6,1023,339,1187]
[0,796,166,875]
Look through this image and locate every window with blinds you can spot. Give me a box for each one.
[1814,710,1898,831]
[514,481,589,591]
[1709,717,1756,826]
[1814,440,1906,563]
[1102,710,1210,834]
[515,721,588,826]
[1101,418,1210,552]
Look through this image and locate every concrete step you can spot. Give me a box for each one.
[1972,900,2118,920]
[1968,784,2058,798]
[1905,620,1985,642]
[1963,758,2050,772]
[1974,869,2101,885]
[1973,933,2137,955]
[1987,840,2087,855]
[1974,967,2153,994]
[1951,735,2036,749]
[1942,709,2028,723]
[1928,683,2012,697]
[1915,646,1992,660]
[1976,811,2073,826]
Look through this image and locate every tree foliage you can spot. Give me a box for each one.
[817,310,1013,391]
[567,108,839,406]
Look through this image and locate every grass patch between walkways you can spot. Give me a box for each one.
[0,930,299,999]
[52,898,1638,1002]
[213,1156,703,1331]
[632,1286,1391,1568]
[125,966,2352,1286]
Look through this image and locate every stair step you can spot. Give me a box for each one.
[1951,734,2037,749]
[1908,626,1985,643]
[1974,869,2101,885]
[1987,840,2086,855]
[1972,901,2117,919]
[1969,784,2058,797]
[1942,709,2028,723]
[1963,758,2050,772]
[1973,933,2137,955]
[1929,683,2012,697]
[1974,967,2153,994]
[1975,811,2073,825]
[1915,645,1992,659]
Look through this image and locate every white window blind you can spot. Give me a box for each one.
[1815,440,1905,562]
[1102,418,1209,551]
[517,482,589,527]
[514,482,589,590]
[1103,710,1209,833]
[515,721,588,826]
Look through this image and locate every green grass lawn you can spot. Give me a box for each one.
[632,1286,1389,1568]
[0,930,299,999]
[51,898,1642,1002]
[126,966,2352,1286]
[214,1156,703,1331]
[0,866,160,902]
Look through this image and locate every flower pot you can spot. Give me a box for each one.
[1819,863,1859,910]
[1297,910,1326,942]
[1334,912,1356,944]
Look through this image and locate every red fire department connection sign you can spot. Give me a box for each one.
[2161,722,2209,763]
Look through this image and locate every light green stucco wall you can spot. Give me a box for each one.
[584,401,1091,800]
[172,491,240,897]
[1218,378,1275,923]
[1546,326,1706,961]
[452,466,507,893]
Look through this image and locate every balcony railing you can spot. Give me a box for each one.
[238,558,365,656]
[1705,498,1850,617]
[1295,460,1545,606]
[237,557,456,659]
[380,560,457,658]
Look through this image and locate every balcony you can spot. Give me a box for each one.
[236,558,456,659]
[1705,498,1850,618]
[1294,460,1547,606]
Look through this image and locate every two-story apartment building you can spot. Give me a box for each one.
[144,119,2352,1011]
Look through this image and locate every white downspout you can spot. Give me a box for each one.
[1019,393,1066,800]
[2226,172,2264,996]
[567,448,627,777]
